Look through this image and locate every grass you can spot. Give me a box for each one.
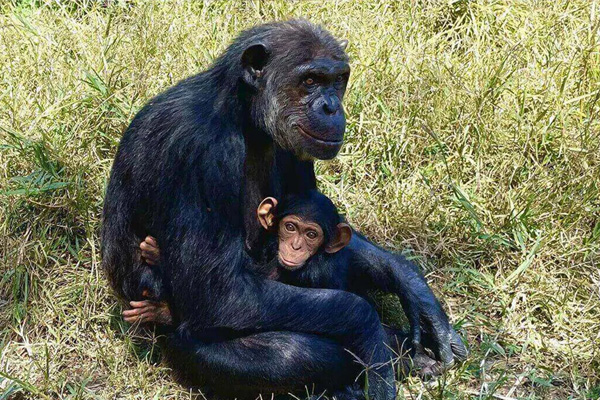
[0,0,599,398]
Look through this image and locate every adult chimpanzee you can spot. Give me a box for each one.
[102,19,466,399]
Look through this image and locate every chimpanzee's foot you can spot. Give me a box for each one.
[122,300,173,325]
[140,236,160,265]
[397,348,449,379]
[385,326,451,380]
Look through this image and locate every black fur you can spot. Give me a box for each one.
[102,19,465,399]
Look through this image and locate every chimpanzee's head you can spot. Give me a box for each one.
[256,190,352,270]
[238,20,350,160]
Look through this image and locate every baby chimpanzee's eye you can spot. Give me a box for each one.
[306,231,317,239]
[285,222,296,232]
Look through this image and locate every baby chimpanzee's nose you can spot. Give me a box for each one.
[292,237,302,250]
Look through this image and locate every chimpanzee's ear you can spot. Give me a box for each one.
[325,223,352,253]
[241,43,270,89]
[257,197,278,230]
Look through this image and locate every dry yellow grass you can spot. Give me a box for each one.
[1,1,599,399]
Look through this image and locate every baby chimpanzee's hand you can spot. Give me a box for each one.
[140,236,160,265]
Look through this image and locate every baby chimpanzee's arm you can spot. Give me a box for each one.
[121,236,173,326]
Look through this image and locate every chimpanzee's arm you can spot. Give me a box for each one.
[346,232,468,365]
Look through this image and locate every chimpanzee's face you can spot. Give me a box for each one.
[281,58,350,160]
[267,57,350,160]
[242,34,350,160]
[277,215,325,269]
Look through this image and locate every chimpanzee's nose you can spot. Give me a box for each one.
[292,238,302,250]
[322,95,340,115]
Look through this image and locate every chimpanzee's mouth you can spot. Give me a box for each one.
[296,125,343,146]
[278,254,304,270]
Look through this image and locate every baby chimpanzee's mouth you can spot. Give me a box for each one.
[278,254,304,270]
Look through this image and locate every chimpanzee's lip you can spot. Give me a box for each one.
[278,254,303,269]
[296,125,343,146]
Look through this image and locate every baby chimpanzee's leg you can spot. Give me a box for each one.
[121,236,173,326]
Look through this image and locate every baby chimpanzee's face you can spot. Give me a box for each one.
[256,195,352,271]
[277,215,324,270]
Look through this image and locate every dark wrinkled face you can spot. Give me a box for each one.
[269,57,350,160]
[240,23,350,160]
[277,215,325,269]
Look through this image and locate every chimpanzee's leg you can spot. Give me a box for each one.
[163,278,395,399]
[163,327,363,398]
[236,280,395,399]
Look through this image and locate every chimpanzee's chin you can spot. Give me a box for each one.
[296,151,316,162]
[305,144,342,160]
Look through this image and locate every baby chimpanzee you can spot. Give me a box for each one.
[251,190,353,284]
[125,190,447,376]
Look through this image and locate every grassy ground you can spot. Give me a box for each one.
[1,1,599,399]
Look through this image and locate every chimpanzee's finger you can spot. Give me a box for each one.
[423,312,454,365]
[140,241,154,252]
[123,307,150,317]
[124,312,147,323]
[409,311,422,358]
[428,329,454,365]
[124,315,139,323]
[141,238,160,256]
[140,240,160,265]
[123,306,148,315]
[143,245,158,254]
[145,236,158,247]
[141,250,157,265]
[450,327,468,361]
[149,248,160,258]
[129,300,151,308]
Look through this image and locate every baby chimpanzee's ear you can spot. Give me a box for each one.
[325,223,352,253]
[257,197,278,230]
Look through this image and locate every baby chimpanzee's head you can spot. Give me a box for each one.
[256,190,352,270]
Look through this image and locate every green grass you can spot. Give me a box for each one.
[1,0,599,399]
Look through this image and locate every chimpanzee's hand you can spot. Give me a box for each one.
[140,236,160,265]
[123,300,173,326]
[403,273,468,366]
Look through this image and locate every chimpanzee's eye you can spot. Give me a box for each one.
[285,222,296,232]
[304,77,315,86]
[306,231,317,239]
[335,75,344,82]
